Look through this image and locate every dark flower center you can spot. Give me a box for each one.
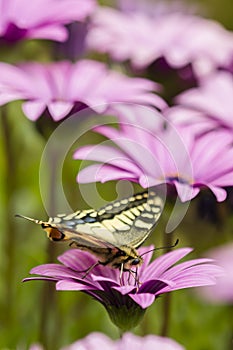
[166,175,191,184]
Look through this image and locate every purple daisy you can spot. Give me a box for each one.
[74,116,233,202]
[61,332,185,350]
[87,6,233,76]
[0,0,96,43]
[24,246,223,330]
[175,71,233,131]
[0,60,166,121]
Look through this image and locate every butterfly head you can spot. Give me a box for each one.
[111,246,143,271]
[123,255,143,271]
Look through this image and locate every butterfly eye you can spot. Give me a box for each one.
[131,258,141,266]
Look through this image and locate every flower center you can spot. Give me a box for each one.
[166,174,193,185]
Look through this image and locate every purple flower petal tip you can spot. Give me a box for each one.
[0,0,96,43]
[0,60,165,121]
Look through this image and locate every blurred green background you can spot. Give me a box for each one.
[0,1,233,349]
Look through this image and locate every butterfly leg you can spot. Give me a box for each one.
[75,261,100,279]
[127,268,141,291]
[119,263,124,286]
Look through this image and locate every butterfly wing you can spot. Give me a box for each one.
[47,190,163,249]
[96,190,163,248]
[17,190,163,269]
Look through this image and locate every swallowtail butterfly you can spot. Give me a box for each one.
[17,190,163,275]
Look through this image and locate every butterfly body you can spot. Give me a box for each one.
[17,190,163,271]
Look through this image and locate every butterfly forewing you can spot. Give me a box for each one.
[47,190,163,249]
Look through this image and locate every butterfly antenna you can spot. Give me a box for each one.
[15,214,43,225]
[141,238,179,257]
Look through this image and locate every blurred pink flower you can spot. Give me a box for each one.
[29,345,44,350]
[175,71,233,131]
[117,0,191,15]
[87,6,233,76]
[74,118,233,202]
[0,60,166,121]
[61,332,185,350]
[0,0,96,42]
[24,246,222,330]
[198,243,233,304]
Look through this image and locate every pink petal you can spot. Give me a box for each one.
[129,293,155,309]
[56,280,95,291]
[211,172,233,187]
[92,275,119,285]
[77,164,138,183]
[142,248,193,281]
[58,249,97,272]
[206,185,227,202]
[22,101,46,120]
[28,25,68,41]
[162,259,223,280]
[0,92,24,105]
[174,182,198,202]
[48,101,73,121]
[166,275,219,291]
[94,126,161,177]
[30,264,84,281]
[113,285,137,295]
[74,144,141,175]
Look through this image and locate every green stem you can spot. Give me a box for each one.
[160,232,174,337]
[160,292,172,337]
[1,106,16,326]
[228,305,233,350]
[38,149,60,350]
